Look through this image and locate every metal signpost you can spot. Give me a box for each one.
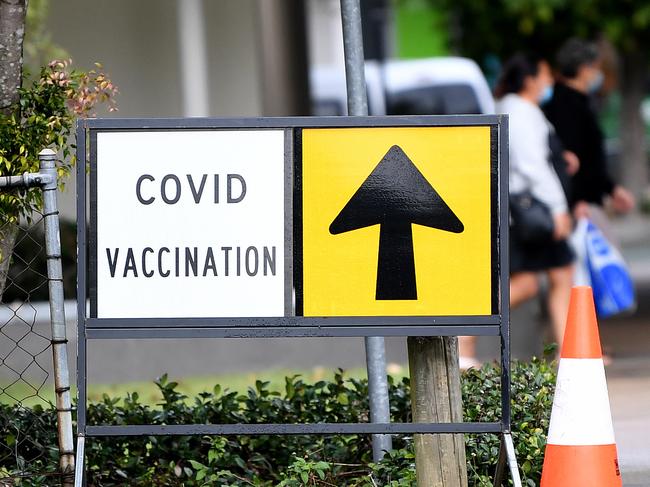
[340,0,392,461]
[74,114,520,486]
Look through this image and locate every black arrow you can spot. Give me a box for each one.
[330,145,464,300]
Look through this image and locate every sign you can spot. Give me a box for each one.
[300,127,495,317]
[94,130,286,318]
[81,116,504,333]
[75,116,509,451]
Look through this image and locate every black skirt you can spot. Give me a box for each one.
[510,230,574,273]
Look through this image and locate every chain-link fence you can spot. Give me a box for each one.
[0,214,58,484]
[1,155,75,486]
[0,213,68,485]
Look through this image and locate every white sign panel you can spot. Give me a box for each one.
[95,130,285,318]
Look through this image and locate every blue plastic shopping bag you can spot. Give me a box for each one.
[582,219,636,318]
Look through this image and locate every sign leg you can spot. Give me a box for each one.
[504,432,523,487]
[494,432,522,487]
[74,435,85,487]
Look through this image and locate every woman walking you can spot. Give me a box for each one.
[459,54,574,368]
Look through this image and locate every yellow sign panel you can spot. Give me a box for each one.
[301,126,493,316]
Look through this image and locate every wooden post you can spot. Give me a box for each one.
[408,336,468,487]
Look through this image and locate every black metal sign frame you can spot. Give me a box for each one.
[76,114,510,438]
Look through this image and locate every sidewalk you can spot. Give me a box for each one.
[611,211,650,285]
[607,356,650,486]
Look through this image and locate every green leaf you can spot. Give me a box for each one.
[208,448,218,464]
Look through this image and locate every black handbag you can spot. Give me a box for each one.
[509,190,555,243]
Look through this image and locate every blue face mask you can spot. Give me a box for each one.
[539,85,554,105]
[588,71,604,94]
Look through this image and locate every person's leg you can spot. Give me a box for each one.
[510,272,539,307]
[546,264,574,350]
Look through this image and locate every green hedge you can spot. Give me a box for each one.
[0,358,556,486]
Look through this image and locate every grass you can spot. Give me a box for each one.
[1,363,408,408]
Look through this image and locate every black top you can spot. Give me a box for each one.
[544,82,615,206]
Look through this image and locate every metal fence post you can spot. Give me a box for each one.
[340,0,393,461]
[39,148,75,485]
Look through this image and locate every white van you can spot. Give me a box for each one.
[310,57,494,116]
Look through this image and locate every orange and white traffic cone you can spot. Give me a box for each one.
[541,286,621,486]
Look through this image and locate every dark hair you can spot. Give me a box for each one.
[556,38,599,79]
[494,53,543,99]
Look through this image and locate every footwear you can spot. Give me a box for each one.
[459,356,481,371]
